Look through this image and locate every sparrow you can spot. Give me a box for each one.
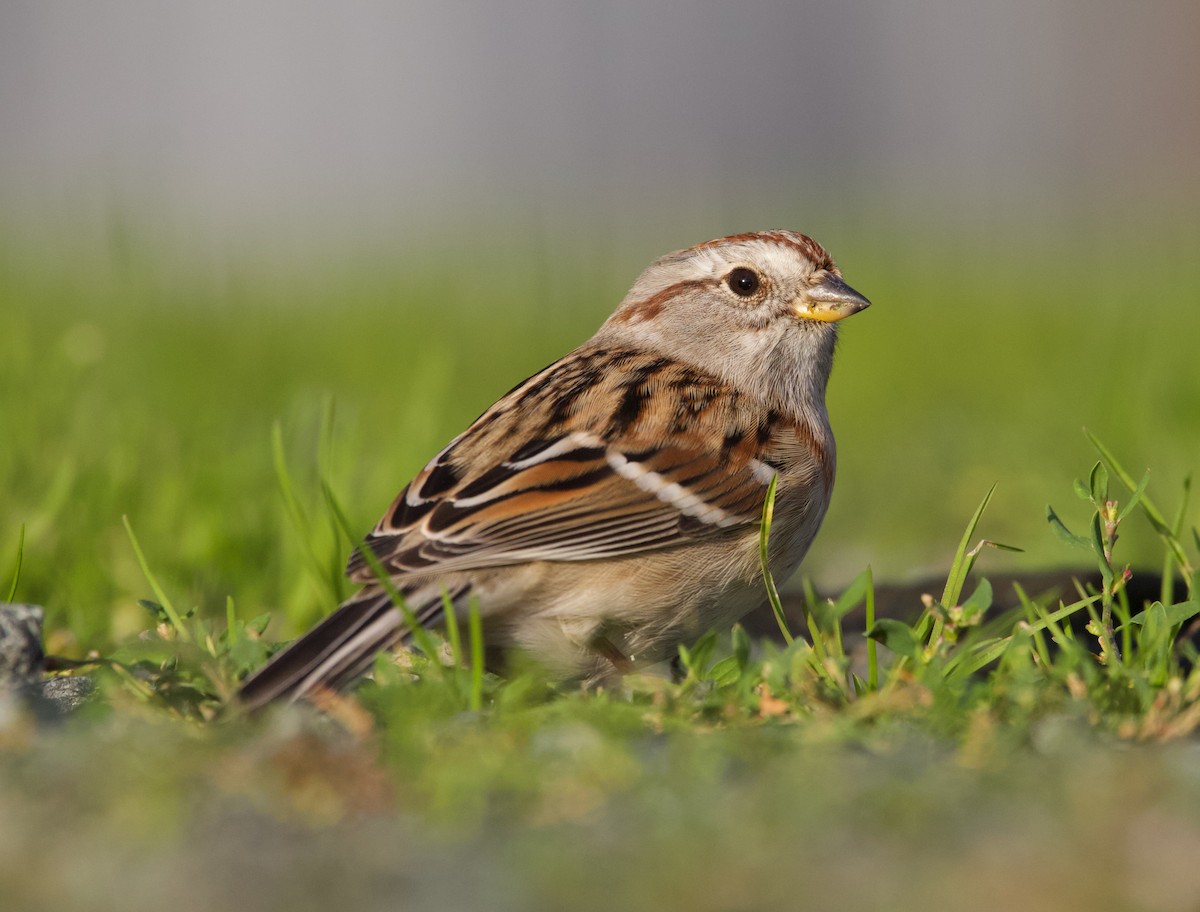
[238,230,870,710]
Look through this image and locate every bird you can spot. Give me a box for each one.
[238,230,870,710]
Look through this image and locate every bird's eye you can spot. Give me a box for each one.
[727,267,761,297]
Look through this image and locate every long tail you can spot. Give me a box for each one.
[237,590,405,712]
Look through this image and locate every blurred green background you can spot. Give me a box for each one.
[1,1,1198,650]
[3,209,1197,652]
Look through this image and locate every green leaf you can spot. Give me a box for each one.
[679,630,719,679]
[1127,598,1200,628]
[1023,590,1102,635]
[1046,505,1092,551]
[708,655,741,686]
[1117,470,1151,522]
[138,599,166,621]
[245,612,272,636]
[942,483,997,610]
[731,623,751,673]
[866,619,921,660]
[1089,461,1109,504]
[947,636,1010,679]
[984,541,1025,554]
[225,626,274,677]
[1090,513,1107,561]
[959,578,993,623]
[829,568,871,621]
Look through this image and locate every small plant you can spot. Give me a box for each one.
[102,517,273,718]
[866,482,1023,686]
[1046,459,1144,665]
[738,432,1200,741]
[1034,433,1200,731]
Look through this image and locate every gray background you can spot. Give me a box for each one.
[3,0,1197,257]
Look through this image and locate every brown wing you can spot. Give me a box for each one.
[346,347,822,583]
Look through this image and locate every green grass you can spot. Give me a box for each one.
[2,220,1200,911]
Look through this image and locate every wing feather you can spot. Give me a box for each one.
[346,348,822,584]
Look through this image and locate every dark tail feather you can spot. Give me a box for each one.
[237,591,405,712]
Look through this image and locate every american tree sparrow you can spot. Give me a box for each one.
[239,230,870,710]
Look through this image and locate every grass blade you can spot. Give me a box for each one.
[441,586,463,669]
[321,475,442,662]
[5,523,24,602]
[317,396,352,601]
[121,515,192,643]
[759,473,793,645]
[865,565,878,691]
[1163,475,1192,605]
[942,484,997,609]
[468,598,484,712]
[272,421,341,603]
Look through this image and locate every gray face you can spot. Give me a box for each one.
[595,231,870,418]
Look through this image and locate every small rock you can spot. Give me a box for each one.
[39,675,95,714]
[0,603,94,716]
[0,603,45,689]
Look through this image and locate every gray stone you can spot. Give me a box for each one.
[38,674,95,713]
[0,603,45,689]
[0,603,95,716]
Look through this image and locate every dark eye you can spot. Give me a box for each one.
[727,267,760,297]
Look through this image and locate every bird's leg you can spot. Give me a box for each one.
[588,631,635,674]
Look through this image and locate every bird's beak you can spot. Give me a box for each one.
[793,274,872,323]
